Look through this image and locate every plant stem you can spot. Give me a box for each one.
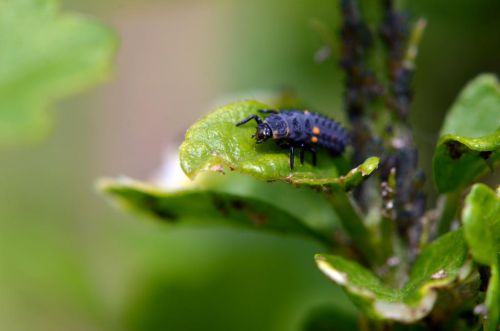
[436,191,461,236]
[326,189,382,265]
[403,18,427,70]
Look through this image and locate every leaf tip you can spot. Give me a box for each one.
[95,177,114,193]
[315,255,349,285]
[360,156,380,176]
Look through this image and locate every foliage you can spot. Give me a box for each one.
[463,184,500,331]
[100,177,334,245]
[433,75,500,192]
[0,0,497,330]
[100,0,500,330]
[0,0,117,329]
[316,230,472,323]
[0,0,117,147]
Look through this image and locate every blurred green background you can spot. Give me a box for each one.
[1,0,499,330]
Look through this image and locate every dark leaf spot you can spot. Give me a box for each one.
[212,196,229,216]
[446,141,464,160]
[144,196,178,221]
[249,212,268,227]
[479,151,492,160]
[231,199,247,210]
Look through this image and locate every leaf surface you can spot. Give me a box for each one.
[463,184,500,331]
[433,74,500,192]
[99,177,335,245]
[315,230,471,322]
[433,132,500,192]
[195,172,342,239]
[179,100,378,189]
[440,74,500,137]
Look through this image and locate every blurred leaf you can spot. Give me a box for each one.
[433,74,500,192]
[462,184,500,331]
[99,177,334,245]
[440,74,500,137]
[0,0,117,146]
[195,172,381,261]
[315,230,472,322]
[179,100,379,188]
[432,132,500,193]
[196,172,342,241]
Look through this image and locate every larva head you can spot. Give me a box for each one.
[254,123,272,143]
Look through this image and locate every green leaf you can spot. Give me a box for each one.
[195,172,342,240]
[433,74,500,192]
[463,184,500,330]
[196,172,379,260]
[463,184,500,266]
[315,230,472,322]
[0,0,117,146]
[179,101,379,189]
[99,177,334,245]
[440,74,500,137]
[432,132,500,193]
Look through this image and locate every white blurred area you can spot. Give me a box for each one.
[151,147,192,189]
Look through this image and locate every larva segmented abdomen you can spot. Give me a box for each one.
[270,110,349,154]
[300,113,349,155]
[311,113,350,155]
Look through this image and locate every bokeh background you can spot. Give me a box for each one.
[1,0,499,330]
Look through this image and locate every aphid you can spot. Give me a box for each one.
[236,109,349,170]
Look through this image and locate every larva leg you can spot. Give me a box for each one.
[289,146,295,170]
[309,147,317,166]
[235,114,262,126]
[300,144,305,165]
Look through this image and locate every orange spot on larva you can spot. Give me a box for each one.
[312,127,320,135]
[311,136,318,143]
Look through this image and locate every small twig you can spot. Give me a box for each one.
[403,18,427,70]
[436,191,461,236]
[326,189,382,265]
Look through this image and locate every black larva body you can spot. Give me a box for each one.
[236,109,349,170]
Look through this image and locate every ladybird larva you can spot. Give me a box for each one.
[236,109,349,170]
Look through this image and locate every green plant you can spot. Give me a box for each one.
[0,0,117,147]
[101,1,499,330]
[0,0,117,329]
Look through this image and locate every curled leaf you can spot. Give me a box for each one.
[99,177,335,245]
[433,132,499,193]
[315,230,471,322]
[434,74,500,192]
[195,172,342,240]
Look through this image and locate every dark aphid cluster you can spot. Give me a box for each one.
[236,109,349,170]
